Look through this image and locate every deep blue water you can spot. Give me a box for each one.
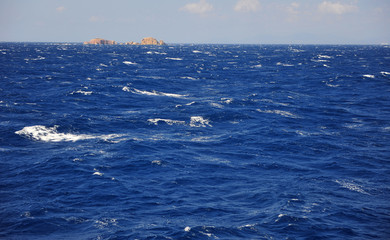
[1,43,390,239]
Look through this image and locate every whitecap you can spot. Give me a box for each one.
[122,86,131,92]
[260,99,289,106]
[276,62,294,67]
[221,98,233,104]
[318,55,332,59]
[257,109,300,119]
[130,88,187,98]
[71,90,92,95]
[93,171,104,176]
[190,116,212,127]
[184,226,191,232]
[15,125,125,142]
[334,179,369,195]
[363,74,375,78]
[192,50,202,53]
[381,71,390,76]
[123,61,137,65]
[210,102,224,108]
[166,57,183,61]
[252,64,262,68]
[180,76,197,80]
[148,118,185,126]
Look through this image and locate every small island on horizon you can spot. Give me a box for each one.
[83,37,166,46]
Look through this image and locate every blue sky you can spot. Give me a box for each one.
[1,0,389,44]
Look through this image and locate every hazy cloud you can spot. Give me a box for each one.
[287,2,300,15]
[234,0,261,13]
[56,6,66,12]
[318,1,358,15]
[89,16,105,23]
[180,0,213,14]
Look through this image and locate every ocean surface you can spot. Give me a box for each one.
[1,43,390,239]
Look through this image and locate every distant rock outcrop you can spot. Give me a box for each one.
[84,37,166,45]
[141,37,158,45]
[83,38,117,45]
[124,41,139,45]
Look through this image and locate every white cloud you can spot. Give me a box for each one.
[288,2,299,15]
[234,0,261,13]
[56,6,66,12]
[89,16,105,23]
[318,1,358,15]
[180,0,213,15]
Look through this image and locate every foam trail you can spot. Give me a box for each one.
[148,119,185,126]
[363,74,375,78]
[123,61,137,65]
[334,180,369,195]
[166,57,183,61]
[381,71,390,76]
[15,125,125,142]
[257,109,300,119]
[124,87,187,98]
[190,116,212,127]
[276,62,294,67]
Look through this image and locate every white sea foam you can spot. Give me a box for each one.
[122,86,131,92]
[257,109,300,119]
[318,55,333,59]
[15,125,125,142]
[130,88,187,98]
[260,99,289,106]
[276,62,294,67]
[190,116,212,127]
[180,76,197,80]
[335,180,369,195]
[71,90,92,95]
[166,57,183,61]
[93,170,104,176]
[210,102,224,108]
[363,74,375,78]
[123,61,137,65]
[252,64,262,68]
[148,118,185,126]
[381,71,390,76]
[192,50,202,53]
[221,98,233,104]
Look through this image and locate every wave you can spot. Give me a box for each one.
[148,116,212,128]
[252,64,262,68]
[166,57,183,61]
[15,125,125,142]
[122,86,187,98]
[334,179,369,195]
[123,61,137,65]
[363,74,375,78]
[148,118,185,126]
[70,90,92,95]
[190,116,212,127]
[257,109,300,119]
[318,55,333,59]
[180,76,197,80]
[276,62,294,67]
[381,71,390,76]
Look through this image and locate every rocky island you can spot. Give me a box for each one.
[83,38,117,45]
[84,37,166,45]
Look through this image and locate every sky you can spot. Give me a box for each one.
[0,0,389,44]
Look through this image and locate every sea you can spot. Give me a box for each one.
[1,43,390,240]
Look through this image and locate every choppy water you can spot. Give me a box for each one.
[1,43,390,239]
